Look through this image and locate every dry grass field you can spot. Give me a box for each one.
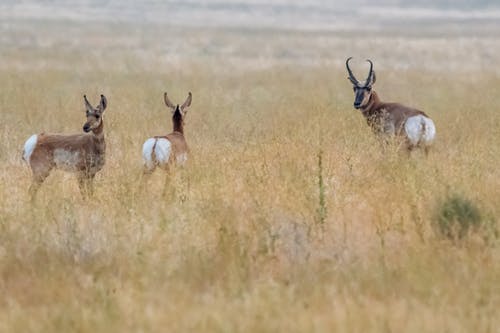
[1,8,500,333]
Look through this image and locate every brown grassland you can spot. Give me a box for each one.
[1,19,500,332]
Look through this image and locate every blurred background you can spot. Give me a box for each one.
[1,0,499,73]
[1,0,500,29]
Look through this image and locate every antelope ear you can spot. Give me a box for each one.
[84,95,94,113]
[164,92,176,111]
[99,94,107,112]
[181,92,192,113]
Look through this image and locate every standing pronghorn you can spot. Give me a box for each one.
[142,91,192,173]
[346,57,436,153]
[22,94,108,198]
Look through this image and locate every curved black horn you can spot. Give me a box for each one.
[366,59,374,85]
[346,57,359,85]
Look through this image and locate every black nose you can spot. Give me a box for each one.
[354,102,361,109]
[83,125,90,132]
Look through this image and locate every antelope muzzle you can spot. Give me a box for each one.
[353,88,367,109]
[83,123,91,132]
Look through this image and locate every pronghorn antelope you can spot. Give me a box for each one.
[142,92,192,173]
[346,57,436,153]
[22,94,108,198]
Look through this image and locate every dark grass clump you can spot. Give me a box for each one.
[434,194,485,240]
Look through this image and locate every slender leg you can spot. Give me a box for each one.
[87,175,95,197]
[77,173,95,199]
[406,145,414,158]
[424,146,430,157]
[143,163,156,175]
[161,163,173,198]
[29,167,52,202]
[139,162,156,193]
[77,176,87,199]
[29,179,43,202]
[162,171,172,198]
[178,166,189,203]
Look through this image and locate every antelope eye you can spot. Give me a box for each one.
[95,114,100,119]
[366,87,372,92]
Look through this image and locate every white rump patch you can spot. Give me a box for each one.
[142,138,172,169]
[154,138,172,165]
[142,138,157,170]
[405,115,436,146]
[176,152,188,166]
[53,149,80,170]
[23,134,38,164]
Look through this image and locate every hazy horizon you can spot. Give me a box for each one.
[1,0,500,32]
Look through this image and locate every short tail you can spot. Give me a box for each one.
[418,117,426,146]
[142,138,158,170]
[23,134,38,165]
[151,140,157,163]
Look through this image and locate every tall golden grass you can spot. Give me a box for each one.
[0,22,499,332]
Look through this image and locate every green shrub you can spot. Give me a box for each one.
[434,194,484,240]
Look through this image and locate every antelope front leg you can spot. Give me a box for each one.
[77,173,95,199]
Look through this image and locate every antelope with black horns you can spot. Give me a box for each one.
[346,57,436,154]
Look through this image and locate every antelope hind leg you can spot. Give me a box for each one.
[29,166,52,202]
